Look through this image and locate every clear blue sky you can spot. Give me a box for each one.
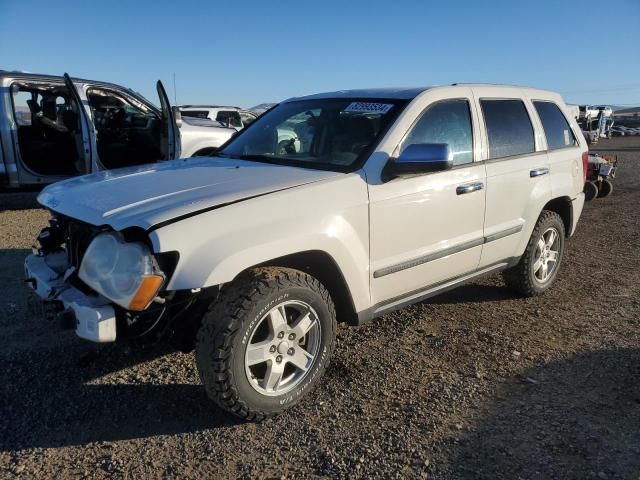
[1,0,639,108]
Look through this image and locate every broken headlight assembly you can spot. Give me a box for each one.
[78,232,164,311]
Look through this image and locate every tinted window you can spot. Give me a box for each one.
[221,98,405,171]
[216,110,243,128]
[481,99,535,159]
[402,99,473,165]
[181,110,210,119]
[240,112,257,127]
[533,101,577,150]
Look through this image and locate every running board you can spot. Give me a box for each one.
[355,262,512,325]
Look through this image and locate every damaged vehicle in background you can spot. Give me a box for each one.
[0,71,235,189]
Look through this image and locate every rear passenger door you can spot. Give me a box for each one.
[472,89,551,268]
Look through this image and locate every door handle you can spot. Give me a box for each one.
[530,167,549,178]
[456,182,484,195]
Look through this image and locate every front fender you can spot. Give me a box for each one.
[149,173,371,312]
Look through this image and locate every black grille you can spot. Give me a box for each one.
[65,219,100,269]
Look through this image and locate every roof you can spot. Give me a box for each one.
[284,84,561,103]
[180,105,242,110]
[286,87,432,102]
[0,70,126,90]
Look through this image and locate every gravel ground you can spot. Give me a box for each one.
[0,139,639,479]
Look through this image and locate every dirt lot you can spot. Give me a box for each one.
[1,139,639,479]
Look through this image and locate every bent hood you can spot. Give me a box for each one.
[38,158,340,230]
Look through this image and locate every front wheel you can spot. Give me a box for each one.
[503,210,565,297]
[196,267,336,420]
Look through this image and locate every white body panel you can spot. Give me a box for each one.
[178,123,235,157]
[365,86,486,304]
[151,173,371,310]
[38,158,340,231]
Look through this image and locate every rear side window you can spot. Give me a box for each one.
[181,110,210,119]
[401,99,474,166]
[533,101,577,150]
[481,99,535,159]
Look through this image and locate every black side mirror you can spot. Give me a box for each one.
[383,143,453,181]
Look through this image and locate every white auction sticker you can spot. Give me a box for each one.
[344,102,393,114]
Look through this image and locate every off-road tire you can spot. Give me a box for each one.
[195,267,336,420]
[503,210,565,297]
[584,181,598,201]
[597,179,613,198]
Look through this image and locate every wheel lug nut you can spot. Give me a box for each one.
[277,331,285,339]
[276,355,282,363]
[287,348,295,355]
[269,345,276,353]
[288,333,295,340]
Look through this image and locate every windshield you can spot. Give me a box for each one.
[219,98,406,171]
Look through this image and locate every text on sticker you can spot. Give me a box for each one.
[344,102,394,114]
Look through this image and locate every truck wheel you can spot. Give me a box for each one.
[597,179,613,198]
[584,181,598,201]
[503,210,565,297]
[196,267,336,420]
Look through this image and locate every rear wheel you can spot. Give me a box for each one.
[195,267,336,420]
[584,181,598,201]
[503,210,565,297]
[597,179,613,198]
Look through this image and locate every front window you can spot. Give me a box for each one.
[219,98,406,171]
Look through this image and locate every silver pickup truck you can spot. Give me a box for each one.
[0,71,234,188]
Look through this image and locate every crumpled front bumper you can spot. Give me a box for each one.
[24,253,117,342]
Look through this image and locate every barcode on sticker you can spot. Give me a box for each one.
[344,102,393,114]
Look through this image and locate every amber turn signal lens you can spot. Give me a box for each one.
[128,275,164,311]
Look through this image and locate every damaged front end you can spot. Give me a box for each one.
[24,214,214,350]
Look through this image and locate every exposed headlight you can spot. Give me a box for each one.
[79,232,164,311]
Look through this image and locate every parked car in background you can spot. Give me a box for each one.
[0,71,233,189]
[25,84,587,420]
[179,105,258,130]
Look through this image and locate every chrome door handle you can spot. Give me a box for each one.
[456,182,484,195]
[530,167,549,177]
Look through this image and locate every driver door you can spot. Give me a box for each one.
[156,80,181,160]
[368,90,486,306]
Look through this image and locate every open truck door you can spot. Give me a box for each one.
[156,80,181,160]
[63,73,96,173]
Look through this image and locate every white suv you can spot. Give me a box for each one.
[179,105,258,130]
[25,84,587,420]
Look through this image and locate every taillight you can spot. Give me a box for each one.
[581,151,588,182]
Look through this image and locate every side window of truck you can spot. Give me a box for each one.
[481,99,535,159]
[401,99,474,166]
[533,101,577,150]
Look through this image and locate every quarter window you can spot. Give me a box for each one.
[401,99,474,166]
[216,110,243,128]
[533,101,577,150]
[481,99,535,159]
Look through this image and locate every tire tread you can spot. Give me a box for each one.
[195,267,336,421]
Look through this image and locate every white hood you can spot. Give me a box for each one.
[38,158,340,230]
